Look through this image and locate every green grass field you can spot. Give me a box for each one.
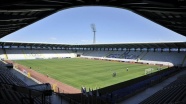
[14,58,167,89]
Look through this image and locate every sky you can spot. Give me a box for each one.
[0,6,186,44]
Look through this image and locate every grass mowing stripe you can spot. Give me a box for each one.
[14,58,167,89]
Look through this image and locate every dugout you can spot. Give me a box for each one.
[5,63,13,69]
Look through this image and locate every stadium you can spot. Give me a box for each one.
[0,0,186,104]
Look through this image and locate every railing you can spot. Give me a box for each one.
[0,82,52,104]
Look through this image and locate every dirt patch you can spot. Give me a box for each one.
[5,60,81,94]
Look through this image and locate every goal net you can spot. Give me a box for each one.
[145,68,154,75]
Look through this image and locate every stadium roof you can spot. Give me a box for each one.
[1,41,186,49]
[0,0,186,38]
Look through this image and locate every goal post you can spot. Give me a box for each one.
[145,68,154,75]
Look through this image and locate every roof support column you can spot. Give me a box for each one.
[178,48,180,53]
[161,48,163,52]
[169,48,171,53]
[128,48,130,52]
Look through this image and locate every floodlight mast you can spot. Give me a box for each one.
[91,24,96,44]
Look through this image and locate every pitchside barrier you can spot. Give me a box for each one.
[59,66,181,104]
[60,93,106,104]
[100,67,181,103]
[4,60,182,104]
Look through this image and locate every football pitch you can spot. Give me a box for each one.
[14,58,167,89]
